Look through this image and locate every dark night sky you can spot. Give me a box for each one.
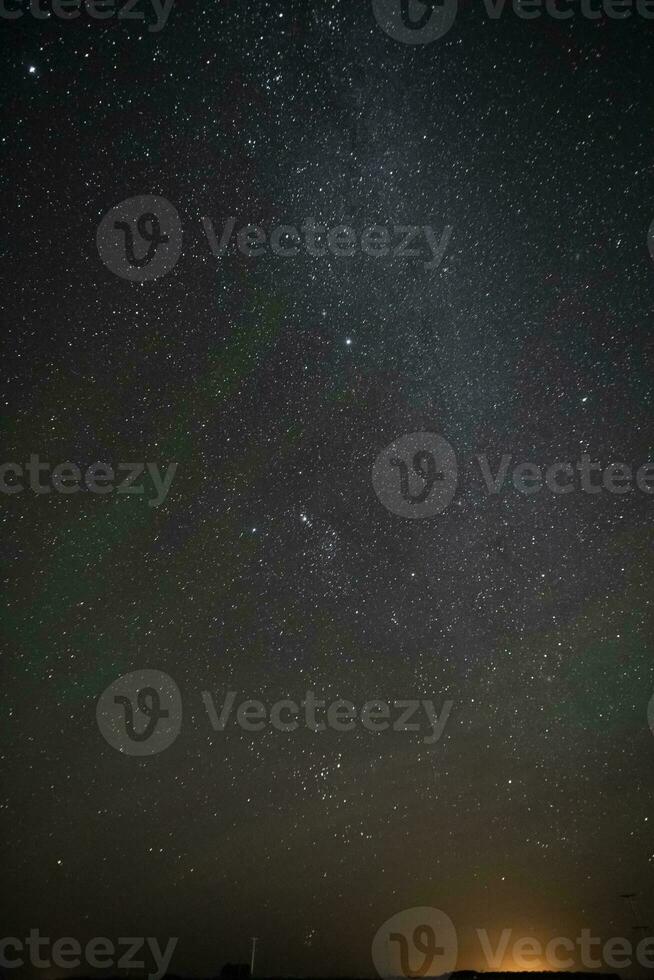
[2,0,654,977]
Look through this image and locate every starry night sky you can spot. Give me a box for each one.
[2,0,654,976]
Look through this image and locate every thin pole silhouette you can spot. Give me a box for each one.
[250,937,259,977]
[620,893,651,939]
